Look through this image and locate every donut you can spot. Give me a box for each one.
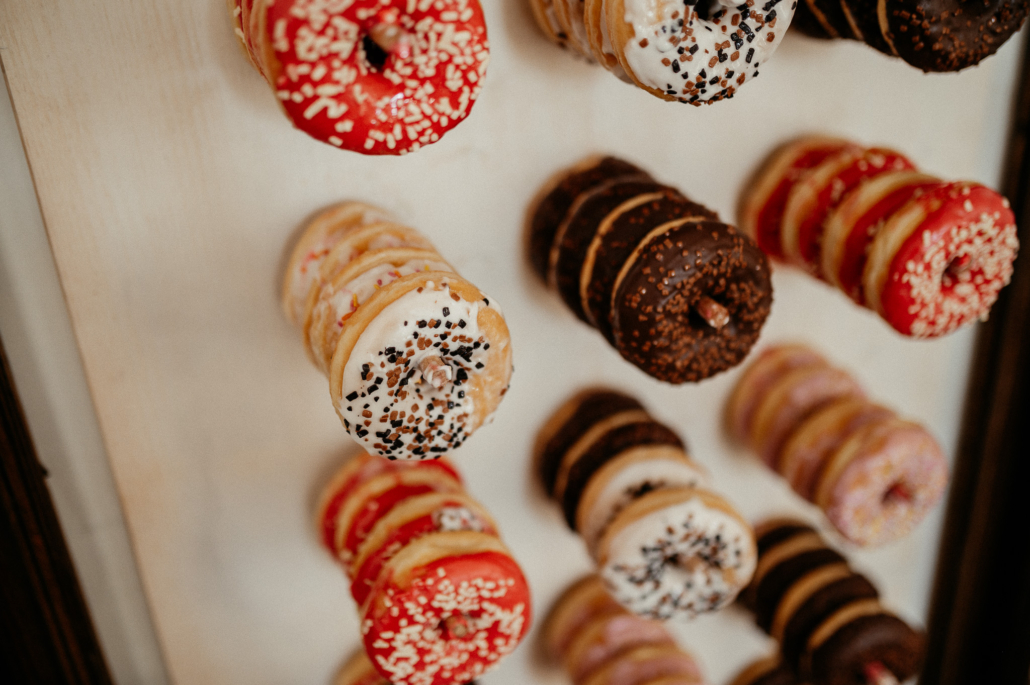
[773,564,878,651]
[335,650,390,685]
[821,171,941,304]
[748,364,865,468]
[535,389,646,496]
[564,612,675,681]
[863,181,1019,338]
[739,137,853,261]
[542,575,623,658]
[284,205,513,459]
[530,158,772,383]
[779,147,914,273]
[580,644,705,685]
[316,453,461,554]
[236,0,490,155]
[814,417,947,546]
[349,491,497,606]
[728,656,802,685]
[576,445,709,553]
[778,397,894,502]
[596,486,757,619]
[611,219,772,383]
[801,600,923,685]
[725,343,827,443]
[361,532,531,685]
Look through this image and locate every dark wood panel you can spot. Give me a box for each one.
[921,33,1030,685]
[0,336,113,684]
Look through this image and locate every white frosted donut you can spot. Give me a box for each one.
[330,273,512,460]
[578,446,709,553]
[597,486,756,619]
[606,0,793,104]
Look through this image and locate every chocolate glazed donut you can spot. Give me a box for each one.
[879,0,1028,71]
[611,220,773,384]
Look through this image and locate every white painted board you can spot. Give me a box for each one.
[0,2,1023,683]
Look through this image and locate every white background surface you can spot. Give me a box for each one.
[0,2,1024,684]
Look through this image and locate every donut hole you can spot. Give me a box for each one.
[882,481,912,505]
[943,253,973,284]
[362,35,390,72]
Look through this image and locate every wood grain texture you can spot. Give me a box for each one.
[0,1,1026,683]
[0,336,113,685]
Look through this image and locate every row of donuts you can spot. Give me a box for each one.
[316,453,531,685]
[229,0,1029,153]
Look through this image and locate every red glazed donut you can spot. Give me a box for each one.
[361,533,531,685]
[242,0,490,155]
[864,182,1019,337]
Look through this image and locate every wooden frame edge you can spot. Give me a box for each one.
[921,31,1030,685]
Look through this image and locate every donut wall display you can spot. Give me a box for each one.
[727,343,949,546]
[544,576,708,684]
[791,0,1029,72]
[316,453,531,685]
[735,519,925,685]
[528,157,773,383]
[528,0,796,104]
[535,388,757,620]
[740,136,1019,338]
[282,202,513,460]
[229,0,490,154]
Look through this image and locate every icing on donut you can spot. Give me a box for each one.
[780,147,914,273]
[579,643,704,685]
[864,182,1018,338]
[768,563,855,642]
[350,492,496,606]
[821,171,940,303]
[543,575,623,658]
[815,417,947,546]
[551,410,654,500]
[806,609,923,685]
[611,219,772,383]
[739,137,852,261]
[577,445,708,552]
[606,0,796,104]
[597,486,756,619]
[564,613,675,682]
[330,273,512,459]
[251,0,490,154]
[877,0,1029,72]
[316,454,461,554]
[361,537,530,685]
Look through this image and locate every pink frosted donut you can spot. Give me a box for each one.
[864,182,1018,338]
[246,0,490,155]
[361,536,531,685]
[815,417,948,546]
[564,612,674,682]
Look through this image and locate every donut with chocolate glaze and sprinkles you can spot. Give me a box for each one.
[236,0,489,154]
[606,0,796,104]
[597,486,757,619]
[611,219,772,383]
[361,532,531,685]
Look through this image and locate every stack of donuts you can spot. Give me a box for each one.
[740,136,1019,338]
[528,0,795,104]
[791,0,1028,72]
[528,156,772,383]
[229,0,490,154]
[283,202,513,459]
[736,519,924,685]
[544,575,708,685]
[317,453,531,685]
[535,388,756,620]
[727,343,949,546]
[729,655,805,685]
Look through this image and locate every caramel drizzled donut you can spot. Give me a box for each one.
[230,0,490,154]
[727,343,948,546]
[791,0,1027,71]
[283,202,513,459]
[544,575,707,684]
[739,519,924,685]
[530,157,772,384]
[316,454,531,685]
[740,136,1018,338]
[527,0,797,104]
[536,388,755,620]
